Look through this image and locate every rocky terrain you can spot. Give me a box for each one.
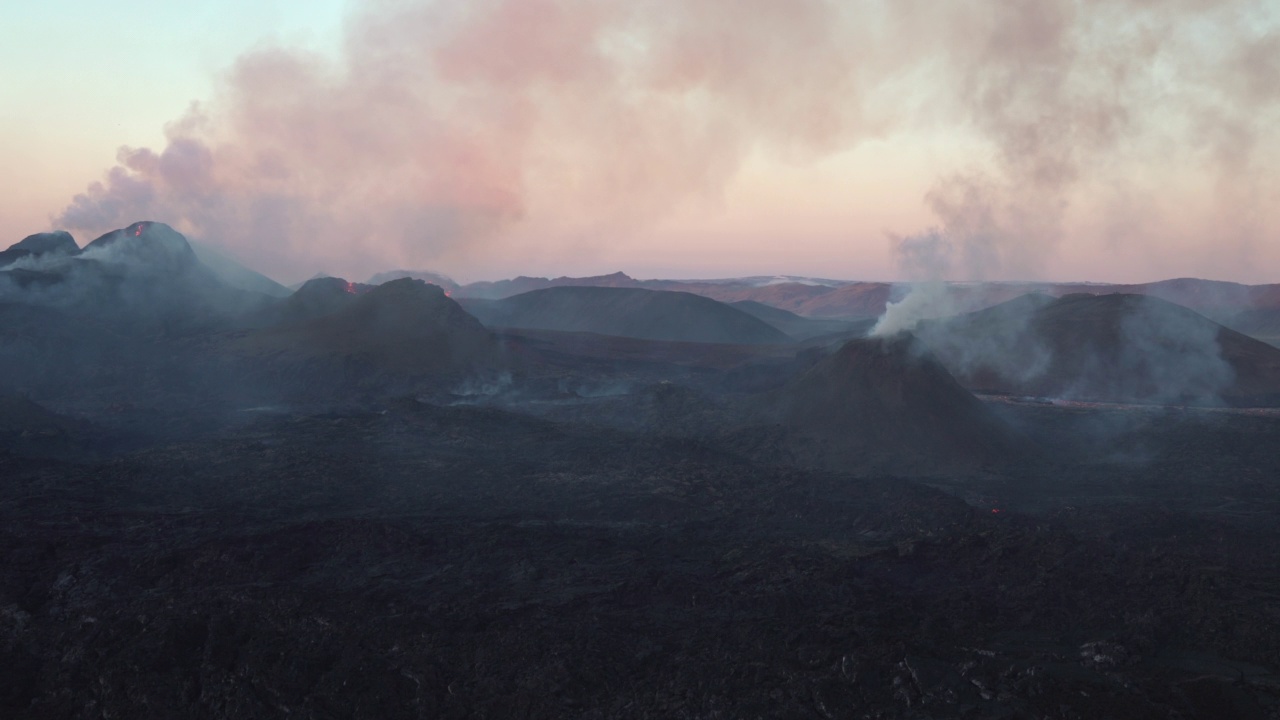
[2,224,1279,718]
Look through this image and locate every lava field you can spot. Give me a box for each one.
[3,223,1280,718]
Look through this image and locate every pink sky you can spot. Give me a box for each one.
[3,0,1278,285]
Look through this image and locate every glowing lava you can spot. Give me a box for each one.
[344,282,357,294]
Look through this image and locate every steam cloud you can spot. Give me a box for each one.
[57,0,1280,284]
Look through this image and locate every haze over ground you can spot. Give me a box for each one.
[3,0,1278,285]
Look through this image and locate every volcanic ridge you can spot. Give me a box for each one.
[3,222,1280,718]
[459,285,792,345]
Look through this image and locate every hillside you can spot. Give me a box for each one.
[918,293,1280,406]
[234,279,505,397]
[258,276,373,326]
[0,231,78,268]
[189,241,291,297]
[751,334,1024,474]
[1221,307,1280,348]
[367,269,459,292]
[729,300,867,341]
[460,286,791,345]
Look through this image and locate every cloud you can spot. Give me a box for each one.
[56,0,1280,284]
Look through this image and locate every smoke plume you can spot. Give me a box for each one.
[874,0,1279,332]
[57,0,1280,284]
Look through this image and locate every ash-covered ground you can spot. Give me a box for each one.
[3,224,1280,718]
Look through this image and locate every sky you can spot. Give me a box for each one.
[2,0,1278,286]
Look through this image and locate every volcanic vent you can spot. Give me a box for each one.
[264,276,373,326]
[761,334,1024,475]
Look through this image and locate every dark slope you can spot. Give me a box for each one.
[787,282,894,318]
[0,223,302,411]
[1220,307,1280,348]
[12,231,78,254]
[0,301,133,395]
[233,279,505,397]
[82,221,203,271]
[729,300,866,341]
[255,276,374,327]
[188,240,291,297]
[0,231,79,268]
[0,392,104,458]
[367,269,459,292]
[461,286,791,345]
[458,270,639,299]
[451,274,1280,321]
[0,221,272,328]
[751,334,1024,475]
[920,293,1280,406]
[655,281,838,312]
[310,279,492,356]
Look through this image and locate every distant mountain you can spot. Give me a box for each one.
[367,269,459,292]
[256,276,374,327]
[82,221,203,271]
[452,272,1280,324]
[459,286,791,345]
[0,222,290,407]
[458,271,640,299]
[0,221,271,328]
[1132,278,1280,315]
[188,241,291,297]
[454,274,880,318]
[288,273,334,292]
[232,279,505,398]
[1220,307,1280,348]
[918,293,1280,406]
[752,334,1024,474]
[876,278,1280,329]
[12,231,78,254]
[728,301,866,341]
[662,281,840,313]
[0,231,79,268]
